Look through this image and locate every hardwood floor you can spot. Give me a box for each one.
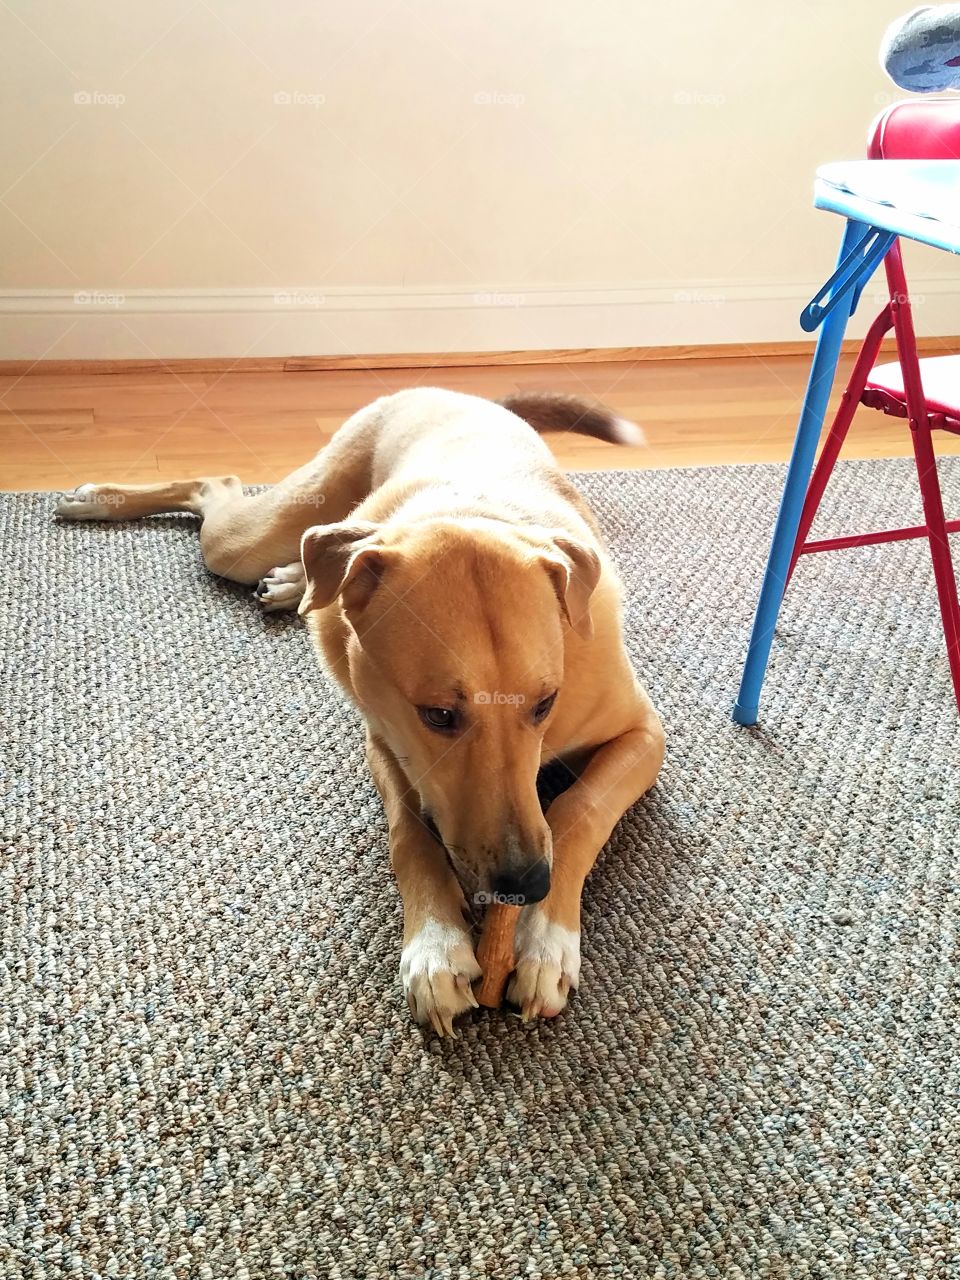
[3,353,959,490]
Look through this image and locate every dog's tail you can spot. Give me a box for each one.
[500,391,645,446]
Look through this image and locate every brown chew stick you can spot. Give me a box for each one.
[474,903,521,1008]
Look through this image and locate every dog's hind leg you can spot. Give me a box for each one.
[58,469,340,587]
[253,561,306,612]
[56,474,276,584]
[55,396,387,587]
[56,476,242,522]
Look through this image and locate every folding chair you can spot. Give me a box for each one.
[734,99,960,722]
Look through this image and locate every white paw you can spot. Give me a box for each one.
[254,563,306,612]
[507,908,580,1020]
[56,483,115,520]
[400,919,481,1036]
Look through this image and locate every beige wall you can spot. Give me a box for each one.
[1,0,955,357]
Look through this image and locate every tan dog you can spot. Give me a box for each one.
[56,388,664,1034]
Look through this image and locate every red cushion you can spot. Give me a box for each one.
[869,100,960,161]
[864,354,960,421]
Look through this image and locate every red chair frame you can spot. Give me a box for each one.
[785,99,960,711]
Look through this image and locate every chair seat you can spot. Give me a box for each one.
[816,161,960,254]
[862,354,960,432]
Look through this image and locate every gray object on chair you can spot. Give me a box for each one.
[881,5,960,91]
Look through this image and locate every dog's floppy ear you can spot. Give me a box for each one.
[298,520,385,616]
[540,536,602,640]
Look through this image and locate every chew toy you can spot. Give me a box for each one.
[473,902,521,1007]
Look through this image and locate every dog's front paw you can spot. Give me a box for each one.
[400,919,481,1036]
[507,907,581,1021]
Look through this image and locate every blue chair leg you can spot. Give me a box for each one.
[732,218,867,726]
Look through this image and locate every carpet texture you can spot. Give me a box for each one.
[3,457,960,1280]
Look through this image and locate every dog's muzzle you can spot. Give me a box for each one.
[491,858,551,905]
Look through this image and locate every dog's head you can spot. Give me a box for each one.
[299,517,601,904]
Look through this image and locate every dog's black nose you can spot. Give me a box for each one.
[492,858,551,905]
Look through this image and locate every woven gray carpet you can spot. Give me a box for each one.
[3,457,960,1280]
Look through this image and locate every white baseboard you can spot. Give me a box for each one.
[2,278,960,361]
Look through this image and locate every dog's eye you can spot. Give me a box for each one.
[532,692,557,723]
[418,706,459,732]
